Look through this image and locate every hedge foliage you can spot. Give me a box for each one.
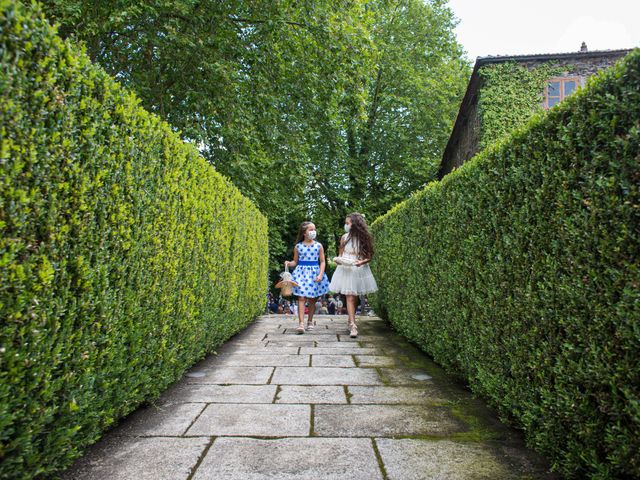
[0,2,268,478]
[371,49,639,479]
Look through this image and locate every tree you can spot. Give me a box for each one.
[43,0,375,271]
[42,0,469,271]
[307,0,470,250]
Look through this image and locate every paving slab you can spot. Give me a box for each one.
[375,438,552,480]
[208,354,309,367]
[265,341,316,347]
[230,332,269,341]
[377,368,438,385]
[61,436,208,480]
[314,405,465,437]
[59,313,555,479]
[193,437,382,480]
[185,366,274,384]
[223,339,268,346]
[112,402,205,436]
[348,385,449,404]
[223,346,301,355]
[311,354,356,367]
[279,333,340,341]
[299,347,381,355]
[271,367,383,385]
[354,355,398,367]
[318,321,349,328]
[186,404,310,436]
[258,326,286,332]
[237,328,282,336]
[268,331,337,339]
[312,341,368,349]
[275,385,347,404]
[337,335,389,343]
[334,335,359,342]
[158,384,277,405]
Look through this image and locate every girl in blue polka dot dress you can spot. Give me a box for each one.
[284,221,330,334]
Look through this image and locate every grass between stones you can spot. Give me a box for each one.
[351,354,360,367]
[374,367,391,386]
[186,437,216,480]
[272,385,281,403]
[371,439,390,480]
[310,405,316,436]
[344,386,353,404]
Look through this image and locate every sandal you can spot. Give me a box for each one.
[296,324,305,334]
[306,320,316,331]
[349,324,358,338]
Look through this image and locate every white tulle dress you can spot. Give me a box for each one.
[329,234,378,295]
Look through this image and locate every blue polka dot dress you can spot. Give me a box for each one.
[292,241,330,298]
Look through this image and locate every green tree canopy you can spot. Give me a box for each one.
[308,0,469,248]
[43,0,469,271]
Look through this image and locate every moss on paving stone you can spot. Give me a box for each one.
[368,319,522,445]
[448,401,501,442]
[374,367,391,386]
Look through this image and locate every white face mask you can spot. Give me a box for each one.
[344,224,351,233]
[307,230,317,240]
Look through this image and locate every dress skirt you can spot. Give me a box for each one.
[329,264,378,296]
[291,241,330,298]
[292,264,330,298]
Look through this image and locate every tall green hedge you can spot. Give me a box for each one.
[371,49,639,479]
[0,2,268,478]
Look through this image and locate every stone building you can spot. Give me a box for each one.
[437,44,632,179]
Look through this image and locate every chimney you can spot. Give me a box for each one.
[580,41,588,53]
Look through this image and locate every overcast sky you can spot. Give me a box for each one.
[447,0,640,61]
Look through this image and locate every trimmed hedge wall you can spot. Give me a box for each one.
[371,49,639,479]
[0,2,268,478]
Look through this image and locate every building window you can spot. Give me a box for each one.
[544,76,581,109]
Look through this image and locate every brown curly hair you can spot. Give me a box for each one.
[346,213,374,260]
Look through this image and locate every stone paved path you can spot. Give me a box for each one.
[62,314,557,479]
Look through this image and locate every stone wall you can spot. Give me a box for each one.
[518,51,629,78]
[443,93,481,175]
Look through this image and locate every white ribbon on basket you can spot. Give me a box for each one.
[275,263,299,297]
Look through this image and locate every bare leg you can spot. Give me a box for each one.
[307,297,317,329]
[297,297,306,327]
[346,295,358,327]
[346,295,359,337]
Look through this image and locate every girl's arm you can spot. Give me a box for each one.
[316,245,326,282]
[355,258,370,266]
[285,246,299,268]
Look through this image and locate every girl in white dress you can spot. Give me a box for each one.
[329,213,378,337]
